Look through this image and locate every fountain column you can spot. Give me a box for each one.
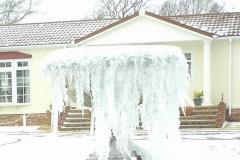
[51,73,65,133]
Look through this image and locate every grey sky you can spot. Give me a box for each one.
[23,0,240,23]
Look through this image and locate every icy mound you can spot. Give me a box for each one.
[43,45,188,160]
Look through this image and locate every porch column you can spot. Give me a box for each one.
[203,40,212,106]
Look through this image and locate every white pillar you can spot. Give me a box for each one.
[203,40,212,106]
[51,110,59,133]
[228,38,232,115]
[22,114,27,127]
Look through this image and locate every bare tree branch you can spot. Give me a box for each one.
[90,0,150,19]
[158,0,224,16]
[0,0,37,25]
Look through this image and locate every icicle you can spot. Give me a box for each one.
[43,45,188,159]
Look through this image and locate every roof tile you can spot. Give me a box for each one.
[0,12,240,47]
[168,12,240,37]
[0,19,117,47]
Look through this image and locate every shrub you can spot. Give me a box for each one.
[193,91,203,99]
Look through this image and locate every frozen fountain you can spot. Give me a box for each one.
[43,45,188,160]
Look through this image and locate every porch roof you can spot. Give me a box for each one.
[0,51,32,59]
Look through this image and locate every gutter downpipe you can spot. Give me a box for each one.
[228,38,232,115]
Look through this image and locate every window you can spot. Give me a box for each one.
[0,72,12,103]
[0,60,30,105]
[184,53,192,79]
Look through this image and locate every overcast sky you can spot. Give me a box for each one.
[23,0,240,23]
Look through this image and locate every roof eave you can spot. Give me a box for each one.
[74,12,139,44]
[0,43,73,51]
[74,11,215,45]
[145,11,215,39]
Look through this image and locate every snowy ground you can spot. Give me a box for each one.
[1,127,240,160]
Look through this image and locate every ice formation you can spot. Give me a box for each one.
[43,45,188,160]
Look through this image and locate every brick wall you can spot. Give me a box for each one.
[0,114,23,126]
[0,112,51,126]
[226,108,240,122]
[0,105,239,127]
[58,106,70,128]
[27,112,51,126]
[0,106,70,127]
[216,102,226,128]
[179,106,193,116]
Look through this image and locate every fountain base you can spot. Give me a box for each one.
[87,136,142,160]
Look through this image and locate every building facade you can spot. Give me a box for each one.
[0,11,240,125]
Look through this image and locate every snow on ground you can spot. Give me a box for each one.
[1,128,240,160]
[0,133,95,160]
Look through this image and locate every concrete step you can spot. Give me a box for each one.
[67,113,91,118]
[192,109,218,115]
[135,130,148,136]
[65,117,91,122]
[180,124,217,129]
[68,110,91,114]
[180,115,217,120]
[180,119,216,125]
[194,106,218,110]
[68,112,91,116]
[63,121,91,125]
[60,126,91,131]
[63,122,91,127]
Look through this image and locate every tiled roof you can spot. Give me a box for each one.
[168,12,240,37]
[0,12,240,48]
[0,19,117,47]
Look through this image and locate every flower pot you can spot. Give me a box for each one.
[193,98,202,106]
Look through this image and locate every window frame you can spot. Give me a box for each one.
[184,52,192,80]
[0,59,31,106]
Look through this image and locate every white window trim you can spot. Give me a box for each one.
[0,59,31,106]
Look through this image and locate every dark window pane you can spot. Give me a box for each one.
[17,70,23,77]
[0,88,4,95]
[24,78,30,86]
[7,79,12,86]
[17,78,23,86]
[0,62,5,67]
[0,72,5,78]
[7,96,12,102]
[18,62,23,67]
[6,72,11,78]
[184,53,191,60]
[1,80,8,87]
[23,70,29,77]
[0,80,3,87]
[6,62,11,67]
[24,87,30,94]
[6,88,12,95]
[24,95,30,103]
[23,61,28,66]
[0,96,6,102]
[17,87,23,94]
[17,96,23,103]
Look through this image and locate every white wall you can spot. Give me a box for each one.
[211,39,240,108]
[211,40,229,106]
[81,16,208,46]
[231,40,240,107]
